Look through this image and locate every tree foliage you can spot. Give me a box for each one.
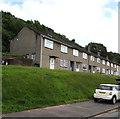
[85,42,120,64]
[85,42,107,58]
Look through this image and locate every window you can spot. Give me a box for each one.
[102,60,105,65]
[114,64,116,68]
[26,54,29,59]
[60,59,68,67]
[31,54,36,60]
[97,58,101,63]
[97,67,100,72]
[90,56,95,61]
[102,68,105,73]
[111,63,113,67]
[111,70,113,75]
[73,49,78,56]
[83,53,87,59]
[82,64,88,70]
[98,85,113,90]
[107,61,110,66]
[44,39,53,49]
[61,45,68,53]
[106,69,110,75]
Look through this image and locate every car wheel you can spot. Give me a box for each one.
[111,96,116,104]
[94,98,98,102]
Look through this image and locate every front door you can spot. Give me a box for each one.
[70,61,74,71]
[50,58,55,69]
[89,65,92,73]
[76,62,80,72]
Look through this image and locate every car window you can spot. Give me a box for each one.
[112,86,118,91]
[97,85,112,90]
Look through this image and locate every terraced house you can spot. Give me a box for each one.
[10,26,119,75]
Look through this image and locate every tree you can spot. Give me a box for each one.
[85,42,107,58]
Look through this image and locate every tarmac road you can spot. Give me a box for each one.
[2,100,120,118]
[94,109,120,118]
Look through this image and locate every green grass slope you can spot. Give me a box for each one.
[2,65,118,113]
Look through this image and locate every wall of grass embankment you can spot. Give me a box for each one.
[2,65,118,113]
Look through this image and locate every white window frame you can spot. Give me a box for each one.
[111,63,113,67]
[73,49,79,56]
[111,70,113,75]
[44,39,53,49]
[97,58,101,63]
[97,67,101,72]
[102,68,106,73]
[83,53,87,59]
[26,54,29,59]
[114,64,116,68]
[102,60,105,65]
[107,61,110,66]
[60,59,68,67]
[90,56,95,61]
[31,54,36,60]
[106,69,110,75]
[61,45,68,53]
[82,64,88,70]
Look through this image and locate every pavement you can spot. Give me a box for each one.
[2,100,120,118]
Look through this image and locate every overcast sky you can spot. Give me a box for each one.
[0,0,119,53]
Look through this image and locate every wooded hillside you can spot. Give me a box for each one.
[2,11,120,64]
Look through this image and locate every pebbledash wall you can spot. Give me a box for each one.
[10,26,119,75]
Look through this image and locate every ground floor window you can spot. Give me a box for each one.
[102,68,106,73]
[97,67,100,73]
[31,53,36,60]
[82,64,88,70]
[60,59,68,67]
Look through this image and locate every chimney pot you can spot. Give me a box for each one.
[72,39,75,43]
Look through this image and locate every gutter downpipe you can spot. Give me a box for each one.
[40,35,43,68]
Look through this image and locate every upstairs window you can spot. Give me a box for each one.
[61,45,68,53]
[83,53,87,59]
[111,63,113,67]
[73,49,78,56]
[90,56,95,61]
[97,58,101,63]
[107,61,110,66]
[44,39,53,49]
[102,60,105,65]
[114,64,117,68]
[60,59,68,67]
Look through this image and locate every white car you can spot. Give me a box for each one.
[93,84,120,104]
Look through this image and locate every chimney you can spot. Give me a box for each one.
[106,56,109,60]
[97,52,100,56]
[48,28,54,35]
[71,39,75,44]
[88,45,91,53]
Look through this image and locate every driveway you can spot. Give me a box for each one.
[2,100,120,118]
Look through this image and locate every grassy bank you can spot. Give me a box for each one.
[2,65,118,113]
